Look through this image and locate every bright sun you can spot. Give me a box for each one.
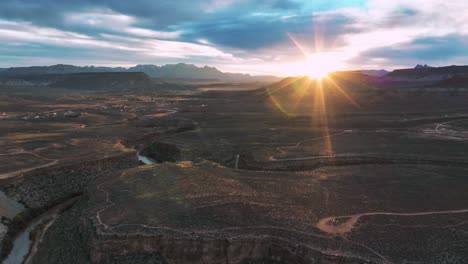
[305,53,341,79]
[280,51,346,79]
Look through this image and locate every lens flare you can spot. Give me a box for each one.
[267,31,361,157]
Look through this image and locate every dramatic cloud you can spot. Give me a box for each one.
[0,19,234,67]
[0,0,466,74]
[350,35,468,68]
[179,12,356,51]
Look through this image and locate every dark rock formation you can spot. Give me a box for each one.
[50,72,154,91]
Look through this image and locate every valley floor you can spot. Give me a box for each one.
[1,82,468,264]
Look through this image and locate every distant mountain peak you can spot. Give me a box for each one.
[415,64,432,69]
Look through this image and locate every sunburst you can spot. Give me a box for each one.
[267,32,361,156]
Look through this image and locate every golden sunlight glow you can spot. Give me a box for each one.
[305,52,345,79]
[279,52,345,79]
[285,33,347,78]
[267,31,361,157]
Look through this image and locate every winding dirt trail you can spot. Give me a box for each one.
[0,148,59,180]
[316,208,468,235]
[269,130,350,161]
[0,149,55,161]
[23,216,58,264]
[435,118,468,134]
[0,160,59,180]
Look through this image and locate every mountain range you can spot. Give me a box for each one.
[386,65,468,80]
[0,63,280,82]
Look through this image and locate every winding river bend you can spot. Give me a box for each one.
[3,196,80,264]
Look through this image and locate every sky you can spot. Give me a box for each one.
[0,0,467,75]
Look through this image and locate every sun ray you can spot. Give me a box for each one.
[272,23,363,157]
[287,32,310,57]
[267,76,302,95]
[291,77,312,111]
[267,77,308,116]
[269,94,289,116]
[315,79,334,156]
[326,77,361,109]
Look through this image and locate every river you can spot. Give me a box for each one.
[3,196,80,264]
[137,153,156,165]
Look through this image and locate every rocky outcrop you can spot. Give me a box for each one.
[414,64,432,69]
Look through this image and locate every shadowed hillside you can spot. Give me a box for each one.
[253,73,468,119]
[387,65,468,79]
[50,72,154,91]
[436,74,468,87]
[0,72,195,92]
